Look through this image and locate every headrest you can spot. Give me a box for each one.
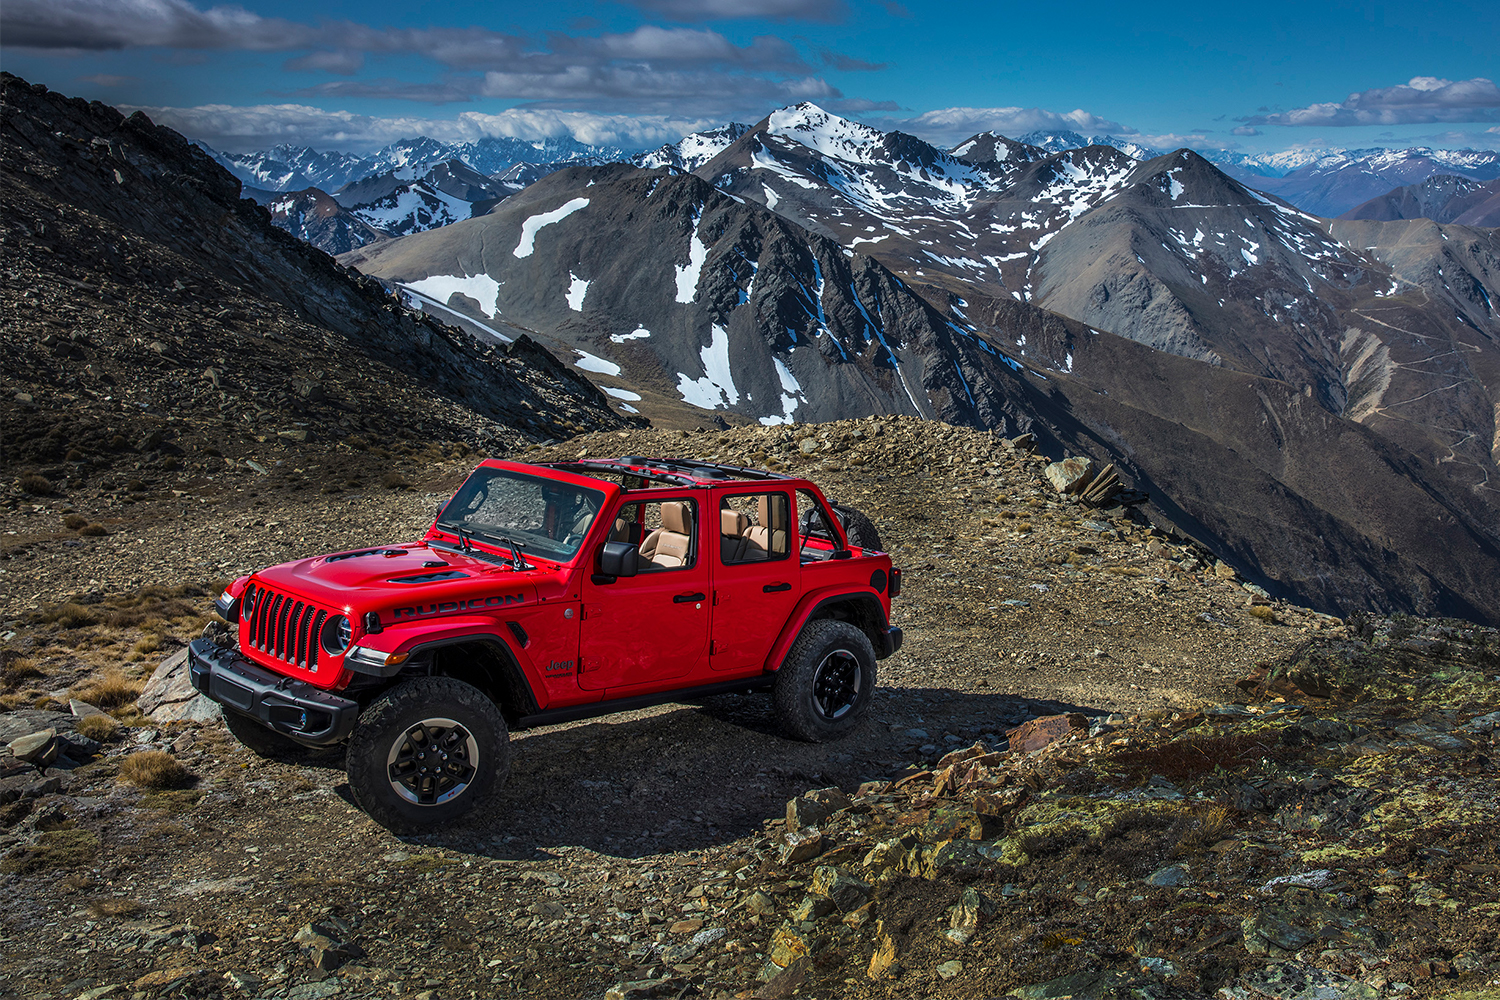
[758,493,787,530]
[721,509,749,536]
[661,501,692,535]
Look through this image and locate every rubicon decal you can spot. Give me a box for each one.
[392,594,529,619]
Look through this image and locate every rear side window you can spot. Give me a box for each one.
[718,492,791,564]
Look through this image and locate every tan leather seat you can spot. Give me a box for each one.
[720,508,751,562]
[639,501,694,569]
[742,495,788,561]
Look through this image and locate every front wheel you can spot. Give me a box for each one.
[345,676,509,832]
[773,620,877,742]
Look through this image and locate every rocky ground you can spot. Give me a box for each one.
[2,419,1498,1000]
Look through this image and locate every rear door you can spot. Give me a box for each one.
[578,491,710,690]
[709,488,800,673]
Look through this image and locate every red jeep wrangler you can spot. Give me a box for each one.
[190,457,902,831]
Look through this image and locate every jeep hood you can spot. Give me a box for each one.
[251,543,553,608]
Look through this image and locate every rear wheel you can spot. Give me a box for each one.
[345,676,509,832]
[773,619,876,742]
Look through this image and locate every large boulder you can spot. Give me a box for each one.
[137,649,221,723]
[1044,456,1096,494]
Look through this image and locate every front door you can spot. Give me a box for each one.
[709,489,800,672]
[578,493,710,691]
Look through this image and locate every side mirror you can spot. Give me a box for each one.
[596,541,639,580]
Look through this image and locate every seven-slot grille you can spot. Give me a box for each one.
[246,588,329,671]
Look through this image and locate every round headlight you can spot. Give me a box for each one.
[322,614,351,655]
[242,585,257,616]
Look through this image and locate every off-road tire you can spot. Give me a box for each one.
[773,619,876,742]
[834,505,885,552]
[345,676,509,833]
[223,708,309,762]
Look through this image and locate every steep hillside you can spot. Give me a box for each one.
[342,165,1040,432]
[0,73,626,485]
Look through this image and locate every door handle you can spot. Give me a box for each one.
[763,582,792,593]
[673,592,706,604]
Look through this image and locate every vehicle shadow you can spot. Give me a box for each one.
[382,686,1106,861]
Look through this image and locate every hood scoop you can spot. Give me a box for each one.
[326,548,408,563]
[388,571,470,584]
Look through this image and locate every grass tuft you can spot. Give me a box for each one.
[74,713,121,741]
[118,751,192,791]
[78,523,109,537]
[63,513,89,530]
[72,671,142,710]
[381,471,412,489]
[19,474,53,495]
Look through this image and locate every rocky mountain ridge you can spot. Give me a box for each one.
[1340,174,1500,228]
[0,73,628,488]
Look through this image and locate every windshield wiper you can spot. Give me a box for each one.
[455,524,474,555]
[497,535,533,571]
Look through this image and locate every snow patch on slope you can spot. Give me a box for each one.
[676,324,739,409]
[565,273,590,311]
[513,197,589,258]
[402,273,501,318]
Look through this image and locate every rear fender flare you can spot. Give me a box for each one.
[763,586,886,673]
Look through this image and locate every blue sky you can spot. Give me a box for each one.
[2,0,1497,154]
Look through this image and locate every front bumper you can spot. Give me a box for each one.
[875,625,903,659]
[188,639,359,746]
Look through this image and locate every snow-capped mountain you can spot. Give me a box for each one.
[1209,147,1500,216]
[1015,130,1163,162]
[632,123,752,172]
[202,136,630,197]
[243,186,390,254]
[199,143,371,193]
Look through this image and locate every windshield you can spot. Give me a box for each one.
[436,468,606,563]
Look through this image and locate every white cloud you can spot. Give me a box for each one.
[868,105,1133,146]
[1241,77,1500,127]
[622,0,847,21]
[131,101,725,151]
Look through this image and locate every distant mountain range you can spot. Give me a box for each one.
[204,126,1500,253]
[338,102,1500,627]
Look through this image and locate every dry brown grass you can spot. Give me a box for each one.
[63,513,89,530]
[87,898,141,919]
[1,656,43,689]
[381,471,412,489]
[118,751,191,791]
[1173,802,1233,854]
[78,523,109,537]
[74,713,120,741]
[1248,605,1277,622]
[71,671,142,710]
[38,603,99,628]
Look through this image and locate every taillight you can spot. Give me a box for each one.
[889,567,902,598]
